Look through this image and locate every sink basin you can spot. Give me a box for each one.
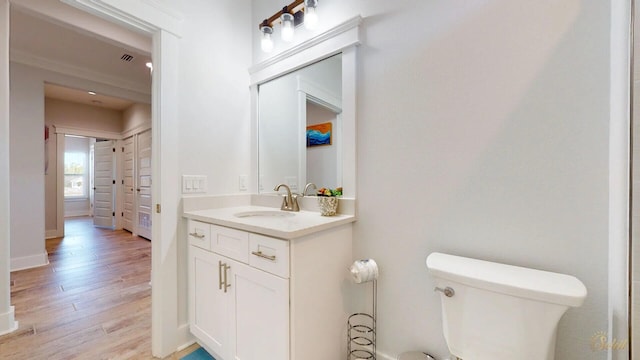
[234,210,295,218]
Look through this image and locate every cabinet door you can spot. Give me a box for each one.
[189,246,232,359]
[231,261,290,360]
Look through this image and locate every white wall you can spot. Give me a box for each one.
[9,62,46,268]
[123,102,151,135]
[251,1,616,359]
[171,0,253,332]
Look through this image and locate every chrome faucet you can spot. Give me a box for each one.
[302,182,317,196]
[274,183,299,212]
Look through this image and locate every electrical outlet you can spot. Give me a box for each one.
[239,175,248,192]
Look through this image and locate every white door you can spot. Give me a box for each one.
[122,136,135,232]
[93,140,115,228]
[233,261,289,360]
[189,246,232,360]
[137,129,152,240]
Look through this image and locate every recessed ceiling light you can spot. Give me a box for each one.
[88,91,97,96]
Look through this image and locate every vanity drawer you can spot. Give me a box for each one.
[187,220,211,250]
[249,234,290,278]
[210,224,249,263]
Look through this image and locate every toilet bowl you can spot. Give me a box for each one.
[426,252,587,360]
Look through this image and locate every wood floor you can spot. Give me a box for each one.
[0,217,197,359]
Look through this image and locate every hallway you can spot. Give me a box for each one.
[0,218,172,359]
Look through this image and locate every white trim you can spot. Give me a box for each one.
[297,77,342,113]
[56,133,65,239]
[122,122,151,139]
[45,229,62,239]
[54,125,122,140]
[0,0,15,337]
[249,16,362,82]
[10,49,151,96]
[64,210,91,217]
[609,1,631,359]
[61,0,183,37]
[10,251,49,272]
[0,306,17,337]
[175,323,195,352]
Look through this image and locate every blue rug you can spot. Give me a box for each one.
[180,347,216,360]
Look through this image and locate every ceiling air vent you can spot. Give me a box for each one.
[120,53,134,62]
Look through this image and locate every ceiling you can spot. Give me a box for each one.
[10,7,152,110]
[44,83,135,111]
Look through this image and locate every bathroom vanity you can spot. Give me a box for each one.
[184,204,355,360]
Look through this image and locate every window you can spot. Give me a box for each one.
[64,150,88,198]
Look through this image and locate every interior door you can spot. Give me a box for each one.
[122,136,134,232]
[93,139,115,228]
[137,129,152,240]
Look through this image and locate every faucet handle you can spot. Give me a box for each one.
[290,193,300,211]
[302,182,318,197]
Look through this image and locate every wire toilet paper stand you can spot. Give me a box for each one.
[348,259,378,360]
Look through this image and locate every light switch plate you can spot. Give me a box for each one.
[182,175,207,194]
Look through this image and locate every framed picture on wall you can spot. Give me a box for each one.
[306,122,332,147]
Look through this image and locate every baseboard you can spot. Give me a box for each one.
[45,229,63,239]
[176,323,195,352]
[10,251,49,272]
[0,306,18,336]
[64,210,90,218]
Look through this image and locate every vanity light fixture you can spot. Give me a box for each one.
[280,9,295,42]
[259,0,319,52]
[304,0,318,30]
[260,23,274,53]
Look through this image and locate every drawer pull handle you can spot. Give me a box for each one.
[251,251,276,261]
[218,260,231,293]
[218,261,224,290]
[189,232,205,239]
[223,263,231,293]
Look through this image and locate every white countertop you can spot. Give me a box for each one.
[183,205,356,240]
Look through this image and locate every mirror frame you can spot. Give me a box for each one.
[249,16,361,198]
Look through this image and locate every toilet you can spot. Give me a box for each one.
[426,252,587,360]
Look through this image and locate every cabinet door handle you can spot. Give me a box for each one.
[218,261,224,290]
[189,232,205,239]
[251,251,276,261]
[223,263,231,293]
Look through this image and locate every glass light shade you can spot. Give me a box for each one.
[281,13,294,42]
[261,26,274,52]
[304,6,318,30]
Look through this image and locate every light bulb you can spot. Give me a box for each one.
[260,25,274,53]
[281,13,294,42]
[304,6,318,30]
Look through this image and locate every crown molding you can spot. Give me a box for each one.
[10,49,151,96]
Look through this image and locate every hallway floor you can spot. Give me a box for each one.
[0,217,195,359]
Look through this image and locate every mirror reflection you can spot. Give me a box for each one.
[258,54,342,194]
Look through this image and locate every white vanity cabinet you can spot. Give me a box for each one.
[186,217,353,360]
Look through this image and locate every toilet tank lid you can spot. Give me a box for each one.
[426,252,587,307]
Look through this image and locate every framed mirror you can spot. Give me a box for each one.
[249,16,361,198]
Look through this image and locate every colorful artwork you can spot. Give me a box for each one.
[306,122,332,147]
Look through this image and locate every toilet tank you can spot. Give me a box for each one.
[426,253,587,360]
